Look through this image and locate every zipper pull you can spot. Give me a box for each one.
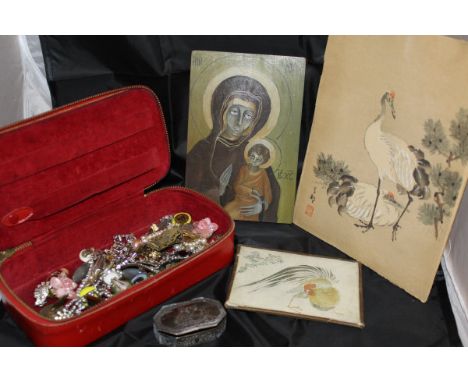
[0,248,16,265]
[0,241,32,265]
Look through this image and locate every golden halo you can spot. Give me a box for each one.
[244,138,278,169]
[202,67,280,139]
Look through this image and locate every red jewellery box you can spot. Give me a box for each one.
[0,86,235,346]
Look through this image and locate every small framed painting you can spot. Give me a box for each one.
[225,245,364,328]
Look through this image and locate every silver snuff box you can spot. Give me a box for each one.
[153,297,226,346]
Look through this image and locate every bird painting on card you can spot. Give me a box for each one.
[239,265,340,312]
[312,91,438,241]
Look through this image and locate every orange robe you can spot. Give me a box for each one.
[224,165,273,221]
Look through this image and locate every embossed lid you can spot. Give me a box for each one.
[153,297,226,336]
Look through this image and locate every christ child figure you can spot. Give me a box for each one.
[225,142,273,221]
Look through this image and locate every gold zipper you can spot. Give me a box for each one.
[0,84,170,194]
[0,85,162,136]
[11,84,170,192]
[0,241,32,265]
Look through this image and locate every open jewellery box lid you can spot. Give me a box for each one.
[0,86,170,253]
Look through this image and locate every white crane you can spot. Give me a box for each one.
[360,91,430,240]
[327,176,404,227]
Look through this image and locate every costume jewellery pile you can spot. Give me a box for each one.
[33,213,220,320]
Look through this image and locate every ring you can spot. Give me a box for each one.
[172,212,192,225]
[79,248,95,263]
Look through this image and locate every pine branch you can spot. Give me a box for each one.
[418,202,443,238]
[434,192,445,224]
[450,108,468,165]
[446,152,460,168]
[430,163,462,207]
[434,216,439,239]
[422,119,451,157]
[419,158,462,238]
[418,203,440,226]
[430,163,445,190]
[314,153,351,184]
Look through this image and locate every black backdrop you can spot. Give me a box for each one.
[0,36,461,346]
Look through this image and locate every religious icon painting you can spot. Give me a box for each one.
[185,51,306,223]
[225,245,364,328]
[293,36,468,302]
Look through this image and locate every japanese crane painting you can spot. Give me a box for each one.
[317,91,439,241]
[312,91,466,241]
[293,36,468,302]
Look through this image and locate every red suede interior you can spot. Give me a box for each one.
[0,87,170,250]
[0,188,232,312]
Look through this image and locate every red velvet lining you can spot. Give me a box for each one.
[0,87,170,250]
[1,130,158,219]
[0,90,159,185]
[0,188,233,311]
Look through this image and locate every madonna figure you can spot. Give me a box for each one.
[186,75,280,222]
